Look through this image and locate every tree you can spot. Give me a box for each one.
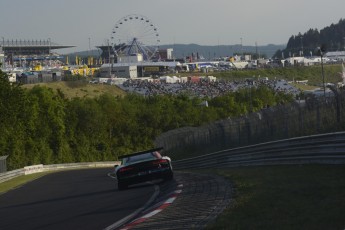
[0,70,28,169]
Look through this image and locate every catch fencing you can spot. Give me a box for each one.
[155,90,345,159]
[172,131,345,170]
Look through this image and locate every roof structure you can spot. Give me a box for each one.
[0,39,74,56]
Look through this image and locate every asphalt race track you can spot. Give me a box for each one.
[0,168,155,230]
[0,168,233,229]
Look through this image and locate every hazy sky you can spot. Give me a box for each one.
[1,0,344,54]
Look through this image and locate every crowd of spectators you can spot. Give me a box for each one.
[119,77,300,98]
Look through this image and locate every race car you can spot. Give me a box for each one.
[114,147,173,190]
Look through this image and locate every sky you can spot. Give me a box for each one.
[1,0,344,54]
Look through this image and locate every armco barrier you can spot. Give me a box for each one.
[172,132,345,170]
[2,131,345,183]
[0,169,25,183]
[24,165,44,175]
[0,161,119,184]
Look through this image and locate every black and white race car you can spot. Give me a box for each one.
[114,148,173,190]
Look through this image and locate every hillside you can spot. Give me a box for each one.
[159,43,284,59]
[20,63,343,99]
[21,81,126,99]
[64,43,285,61]
[62,19,345,62]
[274,18,345,58]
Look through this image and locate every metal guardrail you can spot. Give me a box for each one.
[0,161,119,184]
[172,132,345,170]
[0,169,25,183]
[2,132,345,183]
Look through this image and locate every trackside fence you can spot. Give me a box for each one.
[155,92,345,159]
[0,161,119,184]
[172,132,345,170]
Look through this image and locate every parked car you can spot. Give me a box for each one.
[114,147,173,190]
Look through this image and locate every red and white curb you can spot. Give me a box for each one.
[119,184,183,230]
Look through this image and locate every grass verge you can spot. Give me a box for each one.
[21,81,126,99]
[204,165,345,230]
[290,82,319,91]
[0,172,50,194]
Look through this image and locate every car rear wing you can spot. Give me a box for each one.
[118,147,164,159]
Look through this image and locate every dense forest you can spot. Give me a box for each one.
[0,70,294,170]
[274,18,345,58]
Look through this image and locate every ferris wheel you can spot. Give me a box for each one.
[110,14,160,61]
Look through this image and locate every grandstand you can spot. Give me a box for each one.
[0,39,74,56]
[0,39,74,68]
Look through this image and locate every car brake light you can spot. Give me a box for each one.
[119,166,134,173]
[152,159,168,165]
